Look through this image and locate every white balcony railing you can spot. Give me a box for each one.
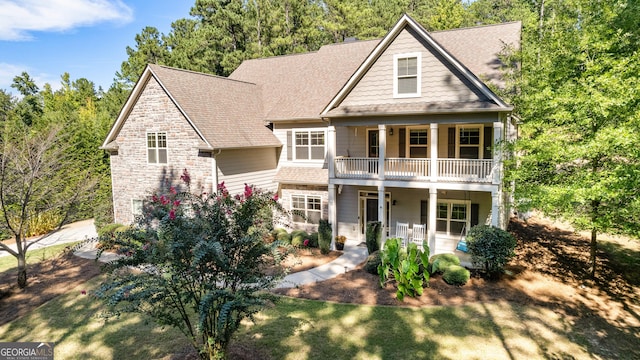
[334,157,494,183]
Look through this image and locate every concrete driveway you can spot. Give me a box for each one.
[0,219,98,257]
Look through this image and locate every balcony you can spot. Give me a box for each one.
[334,157,495,183]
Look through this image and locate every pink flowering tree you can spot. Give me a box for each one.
[96,170,290,360]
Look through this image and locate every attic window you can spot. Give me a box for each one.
[147,132,167,164]
[394,53,421,98]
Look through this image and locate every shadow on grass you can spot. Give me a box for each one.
[0,276,192,359]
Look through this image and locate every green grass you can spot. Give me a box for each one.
[1,237,638,359]
[0,242,81,272]
[1,277,629,360]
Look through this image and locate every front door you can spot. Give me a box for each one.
[359,191,391,237]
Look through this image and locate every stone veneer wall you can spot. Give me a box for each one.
[109,77,213,224]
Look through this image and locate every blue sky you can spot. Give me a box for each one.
[0,0,193,95]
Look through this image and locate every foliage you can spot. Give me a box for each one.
[307,232,319,248]
[430,253,461,274]
[291,230,308,247]
[95,179,290,360]
[510,0,640,277]
[466,225,516,278]
[0,121,96,288]
[276,229,292,245]
[318,219,331,254]
[97,223,128,238]
[364,251,381,275]
[378,237,430,301]
[442,265,470,286]
[365,221,382,254]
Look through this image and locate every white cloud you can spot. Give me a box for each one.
[0,0,134,41]
[0,63,61,95]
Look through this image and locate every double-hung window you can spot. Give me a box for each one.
[409,128,428,158]
[457,125,483,159]
[147,132,167,164]
[436,201,470,236]
[293,129,325,161]
[291,194,322,224]
[394,53,421,97]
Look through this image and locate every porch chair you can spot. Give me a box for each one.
[411,224,426,248]
[395,222,409,247]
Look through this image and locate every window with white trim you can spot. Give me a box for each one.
[457,125,483,159]
[394,53,421,97]
[293,129,325,161]
[436,200,470,236]
[147,132,167,164]
[408,128,428,158]
[291,194,322,224]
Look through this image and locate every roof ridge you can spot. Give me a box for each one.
[149,64,257,86]
[431,21,522,34]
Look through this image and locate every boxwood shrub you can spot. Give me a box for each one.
[442,265,470,286]
[430,253,461,274]
[364,251,381,274]
[466,225,516,278]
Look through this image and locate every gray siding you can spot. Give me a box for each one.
[341,27,483,107]
[217,148,278,195]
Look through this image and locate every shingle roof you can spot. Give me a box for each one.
[230,21,520,121]
[274,167,328,185]
[230,40,379,121]
[148,64,281,149]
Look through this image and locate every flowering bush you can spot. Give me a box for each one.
[96,170,290,360]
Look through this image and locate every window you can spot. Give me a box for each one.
[394,53,421,97]
[367,129,379,157]
[132,199,143,217]
[409,128,428,158]
[436,201,470,236]
[291,195,322,224]
[293,129,325,161]
[457,126,483,159]
[147,132,167,164]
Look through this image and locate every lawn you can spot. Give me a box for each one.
[0,242,80,272]
[0,219,638,359]
[0,277,607,360]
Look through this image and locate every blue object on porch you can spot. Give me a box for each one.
[456,239,468,253]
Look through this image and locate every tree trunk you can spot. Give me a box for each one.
[589,228,597,279]
[17,253,27,288]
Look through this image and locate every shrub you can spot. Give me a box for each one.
[442,265,470,286]
[307,232,319,248]
[365,221,382,254]
[430,253,461,274]
[96,180,289,360]
[318,220,332,254]
[291,230,308,247]
[378,237,430,301]
[364,251,381,274]
[466,225,517,279]
[276,230,292,244]
[97,223,127,237]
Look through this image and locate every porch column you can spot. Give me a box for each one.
[378,124,386,180]
[328,125,336,179]
[430,123,438,181]
[211,153,219,193]
[428,188,437,254]
[378,184,387,242]
[328,183,337,249]
[491,189,500,228]
[492,122,504,185]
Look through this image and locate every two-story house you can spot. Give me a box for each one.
[102,14,520,254]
